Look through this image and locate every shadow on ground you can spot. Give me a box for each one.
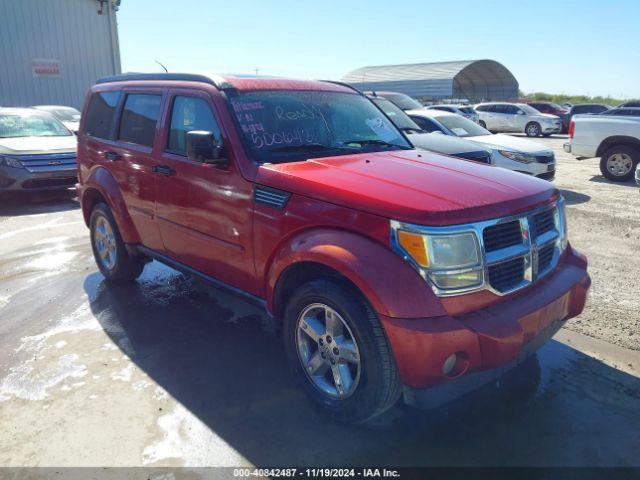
[0,190,79,217]
[84,263,640,467]
[589,175,638,188]
[559,189,591,206]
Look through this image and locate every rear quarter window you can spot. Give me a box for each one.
[118,94,162,147]
[85,91,121,139]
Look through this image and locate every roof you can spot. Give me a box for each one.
[0,107,44,115]
[342,59,514,83]
[96,73,354,93]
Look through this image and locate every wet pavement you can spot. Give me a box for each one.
[0,192,639,468]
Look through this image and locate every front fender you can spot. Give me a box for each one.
[81,166,140,244]
[266,228,447,319]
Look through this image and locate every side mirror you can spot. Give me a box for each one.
[186,130,227,165]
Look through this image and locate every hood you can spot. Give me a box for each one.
[406,131,489,155]
[464,134,552,154]
[256,150,556,226]
[0,135,77,155]
[62,121,80,133]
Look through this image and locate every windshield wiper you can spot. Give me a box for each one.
[342,139,410,149]
[268,143,340,153]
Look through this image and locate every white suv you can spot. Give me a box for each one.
[475,102,562,137]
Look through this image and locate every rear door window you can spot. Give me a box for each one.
[85,91,121,139]
[118,93,162,147]
[167,96,222,155]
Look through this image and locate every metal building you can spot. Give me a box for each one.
[341,60,519,103]
[0,0,121,109]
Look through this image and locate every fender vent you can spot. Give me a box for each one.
[254,185,291,209]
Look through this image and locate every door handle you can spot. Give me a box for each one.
[152,165,176,176]
[104,151,120,161]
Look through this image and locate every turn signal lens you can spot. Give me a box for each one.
[397,230,429,267]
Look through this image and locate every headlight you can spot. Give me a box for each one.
[393,226,483,292]
[498,150,537,164]
[0,156,24,169]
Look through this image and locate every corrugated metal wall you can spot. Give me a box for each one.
[0,0,121,109]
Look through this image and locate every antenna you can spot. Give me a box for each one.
[155,60,168,73]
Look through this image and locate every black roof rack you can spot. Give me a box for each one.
[95,73,234,89]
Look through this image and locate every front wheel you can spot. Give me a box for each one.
[283,279,401,423]
[90,203,144,283]
[525,122,542,137]
[599,146,638,181]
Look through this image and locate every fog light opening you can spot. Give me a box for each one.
[442,351,470,378]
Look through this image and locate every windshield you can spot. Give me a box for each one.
[37,107,81,122]
[228,90,411,164]
[0,112,72,138]
[380,93,423,110]
[435,114,491,137]
[519,104,543,115]
[371,97,421,131]
[459,107,476,114]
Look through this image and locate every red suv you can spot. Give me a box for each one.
[77,74,590,422]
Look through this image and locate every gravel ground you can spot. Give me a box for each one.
[521,134,640,351]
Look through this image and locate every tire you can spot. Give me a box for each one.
[525,122,542,137]
[90,202,144,283]
[599,145,639,182]
[479,120,487,129]
[542,133,552,137]
[283,279,401,423]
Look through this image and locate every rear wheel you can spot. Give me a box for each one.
[525,122,542,137]
[283,279,401,423]
[599,146,638,181]
[90,203,144,283]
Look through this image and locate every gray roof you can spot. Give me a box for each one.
[341,59,519,101]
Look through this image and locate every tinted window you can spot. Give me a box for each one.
[591,105,609,113]
[118,94,161,147]
[85,91,120,139]
[409,116,443,133]
[504,105,521,114]
[168,96,221,155]
[572,105,589,114]
[492,105,508,114]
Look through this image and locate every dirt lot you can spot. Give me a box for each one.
[522,135,640,351]
[0,136,639,468]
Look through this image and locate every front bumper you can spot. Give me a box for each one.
[379,246,590,408]
[0,166,77,192]
[542,123,562,134]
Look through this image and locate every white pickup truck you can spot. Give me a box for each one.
[564,115,640,181]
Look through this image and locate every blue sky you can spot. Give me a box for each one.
[118,0,640,98]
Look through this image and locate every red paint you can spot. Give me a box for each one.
[77,75,590,395]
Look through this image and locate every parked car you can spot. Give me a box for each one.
[364,91,424,111]
[567,103,611,122]
[526,101,570,132]
[0,107,77,195]
[617,100,640,108]
[78,73,590,422]
[600,107,640,117]
[636,163,640,187]
[368,95,492,164]
[408,109,557,180]
[32,105,81,133]
[565,114,640,181]
[475,102,562,137]
[426,104,479,123]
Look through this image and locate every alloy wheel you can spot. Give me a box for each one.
[94,215,117,270]
[296,303,361,399]
[606,153,633,177]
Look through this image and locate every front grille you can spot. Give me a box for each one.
[483,220,522,252]
[532,209,555,236]
[16,153,77,173]
[538,243,555,273]
[488,257,525,293]
[22,176,77,189]
[534,153,555,164]
[481,204,561,294]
